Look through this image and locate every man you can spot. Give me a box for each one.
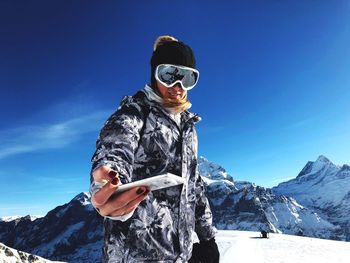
[90,35,220,263]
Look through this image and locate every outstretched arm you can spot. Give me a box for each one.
[89,96,148,220]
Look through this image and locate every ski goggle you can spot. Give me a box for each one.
[155,64,200,90]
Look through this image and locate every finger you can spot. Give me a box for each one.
[119,188,149,209]
[92,176,121,207]
[98,187,149,216]
[93,166,118,183]
[109,186,149,210]
[107,189,150,217]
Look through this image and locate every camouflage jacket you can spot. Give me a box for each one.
[90,90,216,262]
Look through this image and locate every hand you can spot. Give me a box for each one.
[189,238,220,263]
[91,166,149,217]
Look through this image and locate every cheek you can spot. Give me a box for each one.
[155,83,168,98]
[158,89,167,99]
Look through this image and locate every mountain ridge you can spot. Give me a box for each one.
[0,155,348,262]
[272,155,350,241]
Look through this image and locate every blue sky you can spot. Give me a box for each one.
[1,0,349,217]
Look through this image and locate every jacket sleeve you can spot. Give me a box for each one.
[90,96,145,191]
[194,165,217,241]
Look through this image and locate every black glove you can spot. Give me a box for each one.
[189,238,220,263]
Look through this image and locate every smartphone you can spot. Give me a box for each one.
[114,173,185,194]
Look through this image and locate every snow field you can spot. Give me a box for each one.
[216,230,350,263]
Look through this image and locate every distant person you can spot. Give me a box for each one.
[89,35,220,263]
[261,230,269,238]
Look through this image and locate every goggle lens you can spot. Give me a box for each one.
[155,64,199,90]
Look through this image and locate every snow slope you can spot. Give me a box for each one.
[2,231,349,263]
[0,242,64,263]
[217,230,350,263]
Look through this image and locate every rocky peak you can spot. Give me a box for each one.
[315,155,331,164]
[198,156,234,182]
[295,155,338,182]
[71,192,91,206]
[340,164,350,172]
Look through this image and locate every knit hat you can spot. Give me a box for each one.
[150,35,196,88]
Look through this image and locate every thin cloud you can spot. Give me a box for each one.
[0,111,109,160]
[283,116,320,130]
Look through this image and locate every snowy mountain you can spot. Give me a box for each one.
[0,215,42,223]
[0,193,103,262]
[0,242,63,263]
[0,216,22,222]
[272,155,350,241]
[198,156,343,240]
[198,156,237,206]
[0,155,348,262]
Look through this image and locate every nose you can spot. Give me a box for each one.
[171,83,183,91]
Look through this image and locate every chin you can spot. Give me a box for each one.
[167,96,182,102]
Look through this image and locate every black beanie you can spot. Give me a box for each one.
[150,40,196,88]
